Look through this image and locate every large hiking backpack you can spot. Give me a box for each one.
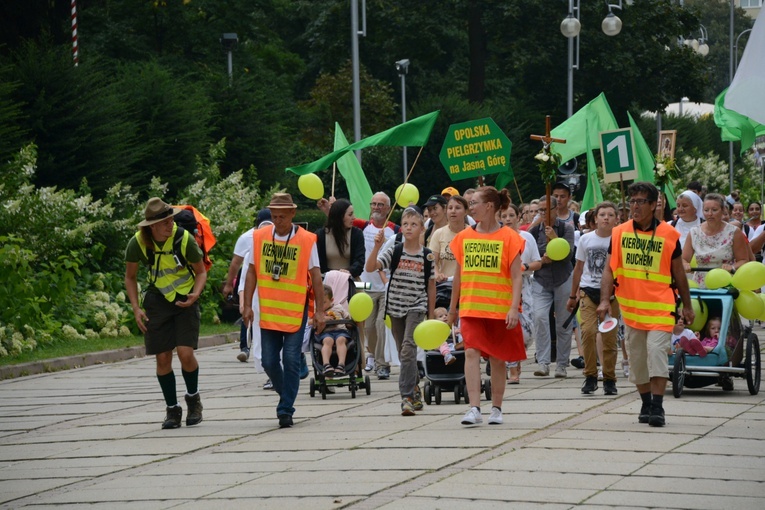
[172,205,216,272]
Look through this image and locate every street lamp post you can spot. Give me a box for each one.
[560,1,626,119]
[350,0,367,164]
[220,33,238,86]
[395,59,410,182]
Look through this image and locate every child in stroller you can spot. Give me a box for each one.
[434,307,459,365]
[317,284,352,377]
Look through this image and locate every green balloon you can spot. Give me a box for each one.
[732,261,765,291]
[705,268,732,290]
[736,290,764,320]
[413,319,451,350]
[547,238,570,261]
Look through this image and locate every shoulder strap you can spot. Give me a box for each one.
[389,242,404,282]
[423,247,432,291]
[424,221,435,244]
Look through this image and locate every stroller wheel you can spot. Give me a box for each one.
[434,385,442,405]
[321,383,327,400]
[424,381,432,405]
[454,384,461,405]
[309,378,316,398]
[365,375,371,395]
[484,378,492,401]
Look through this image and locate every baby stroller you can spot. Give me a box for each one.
[669,288,761,398]
[308,271,371,399]
[423,344,493,405]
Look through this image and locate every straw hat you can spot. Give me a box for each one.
[138,198,181,227]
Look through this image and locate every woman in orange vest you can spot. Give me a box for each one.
[448,186,525,427]
[242,193,325,429]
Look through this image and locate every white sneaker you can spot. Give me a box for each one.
[364,356,375,372]
[554,366,567,378]
[461,407,482,425]
[597,368,604,381]
[488,406,503,425]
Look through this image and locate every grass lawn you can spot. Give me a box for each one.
[0,323,239,367]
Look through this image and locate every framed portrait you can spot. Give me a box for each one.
[659,130,677,160]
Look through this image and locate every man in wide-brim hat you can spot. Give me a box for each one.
[243,192,325,429]
[125,197,208,430]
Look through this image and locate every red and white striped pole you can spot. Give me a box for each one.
[71,0,79,66]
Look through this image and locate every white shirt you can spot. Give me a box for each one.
[576,230,611,289]
[360,222,397,291]
[518,230,541,275]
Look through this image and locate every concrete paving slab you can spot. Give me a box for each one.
[526,428,699,452]
[476,448,661,475]
[587,489,762,509]
[412,479,597,505]
[675,436,765,456]
[648,451,765,470]
[635,462,765,482]
[185,496,365,510]
[375,497,570,510]
[610,474,765,497]
[0,478,86,505]
[15,503,178,510]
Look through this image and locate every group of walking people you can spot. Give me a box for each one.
[125,176,761,430]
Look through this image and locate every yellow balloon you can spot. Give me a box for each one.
[687,278,699,289]
[348,293,373,322]
[690,255,698,269]
[735,290,764,320]
[413,320,451,350]
[680,298,708,332]
[547,238,570,261]
[395,183,419,208]
[732,261,765,291]
[705,268,732,290]
[297,173,324,200]
[384,314,392,329]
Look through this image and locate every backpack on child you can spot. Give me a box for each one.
[384,242,433,318]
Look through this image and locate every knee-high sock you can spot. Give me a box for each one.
[157,371,177,406]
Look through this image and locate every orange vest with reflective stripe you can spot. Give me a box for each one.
[610,220,679,332]
[253,226,316,333]
[450,226,524,320]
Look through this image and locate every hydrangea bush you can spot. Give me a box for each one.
[0,141,275,357]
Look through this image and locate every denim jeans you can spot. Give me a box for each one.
[260,312,307,417]
[532,275,573,368]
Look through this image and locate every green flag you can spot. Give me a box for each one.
[550,93,619,163]
[286,111,440,176]
[494,162,514,192]
[714,88,765,154]
[581,120,604,211]
[333,123,373,220]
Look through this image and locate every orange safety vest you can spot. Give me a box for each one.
[253,225,316,333]
[610,220,679,332]
[450,226,524,320]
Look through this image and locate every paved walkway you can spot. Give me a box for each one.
[1,336,763,509]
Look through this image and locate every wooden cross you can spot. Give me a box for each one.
[530,115,567,228]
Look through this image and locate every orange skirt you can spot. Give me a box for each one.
[460,316,527,363]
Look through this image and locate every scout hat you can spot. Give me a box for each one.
[138,198,181,227]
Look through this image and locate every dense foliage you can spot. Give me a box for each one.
[0,0,757,356]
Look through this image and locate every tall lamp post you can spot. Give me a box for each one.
[395,59,410,182]
[560,1,627,119]
[220,33,238,86]
[351,0,367,164]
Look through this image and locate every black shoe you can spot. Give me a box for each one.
[278,414,293,428]
[721,375,734,391]
[570,356,585,369]
[581,376,598,394]
[638,403,650,424]
[162,406,182,429]
[185,394,203,426]
[648,405,665,427]
[603,380,618,395]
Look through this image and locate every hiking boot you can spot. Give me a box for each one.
[648,404,665,427]
[377,366,390,380]
[278,414,293,428]
[533,364,549,377]
[639,402,651,424]
[412,386,423,411]
[185,393,203,426]
[581,376,598,394]
[162,405,182,429]
[401,397,416,416]
[603,380,618,395]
